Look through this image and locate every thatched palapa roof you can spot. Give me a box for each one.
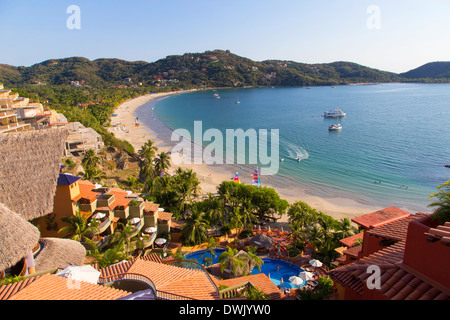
[0,128,69,220]
[0,202,40,271]
[33,238,86,272]
[249,233,274,249]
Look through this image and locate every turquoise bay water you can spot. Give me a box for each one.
[138,84,450,212]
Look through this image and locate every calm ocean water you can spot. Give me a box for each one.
[137,83,450,212]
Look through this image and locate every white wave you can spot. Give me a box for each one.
[284,141,309,161]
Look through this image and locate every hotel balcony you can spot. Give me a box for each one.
[97,193,115,207]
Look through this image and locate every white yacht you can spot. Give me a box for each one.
[324,109,346,118]
[328,124,342,131]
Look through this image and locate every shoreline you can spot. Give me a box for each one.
[109,91,408,223]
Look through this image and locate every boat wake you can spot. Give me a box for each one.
[284,141,309,162]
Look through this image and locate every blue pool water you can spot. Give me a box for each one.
[185,249,305,288]
[185,248,226,265]
[251,258,306,289]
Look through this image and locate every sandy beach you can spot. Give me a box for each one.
[109,91,384,223]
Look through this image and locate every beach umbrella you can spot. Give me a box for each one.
[309,259,323,267]
[144,227,157,233]
[56,265,100,284]
[155,238,167,245]
[289,276,304,286]
[130,217,141,224]
[298,271,314,281]
[233,172,240,184]
[268,226,271,232]
[91,212,106,219]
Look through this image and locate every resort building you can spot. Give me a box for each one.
[64,122,104,156]
[0,128,87,280]
[35,172,172,252]
[0,110,32,133]
[329,208,450,300]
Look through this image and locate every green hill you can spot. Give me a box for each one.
[400,61,450,80]
[0,50,401,88]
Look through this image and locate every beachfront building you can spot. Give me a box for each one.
[0,111,32,133]
[329,209,450,300]
[0,128,87,280]
[35,172,173,252]
[64,122,104,156]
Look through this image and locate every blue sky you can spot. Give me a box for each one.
[0,0,449,73]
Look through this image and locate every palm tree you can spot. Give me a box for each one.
[80,166,106,182]
[114,221,136,257]
[218,246,246,276]
[89,243,129,269]
[154,152,171,176]
[229,207,244,238]
[180,209,209,245]
[244,246,264,272]
[336,217,358,239]
[139,139,158,164]
[58,211,100,249]
[240,198,258,230]
[200,237,218,267]
[205,195,225,227]
[428,180,450,223]
[82,149,101,169]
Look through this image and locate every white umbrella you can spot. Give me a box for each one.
[309,259,323,267]
[56,265,101,284]
[289,276,304,286]
[155,238,167,245]
[130,217,141,224]
[280,227,284,233]
[91,212,106,219]
[298,271,314,281]
[144,227,157,233]
[268,226,271,232]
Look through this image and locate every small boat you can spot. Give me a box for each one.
[329,124,342,131]
[324,109,346,118]
[280,158,284,162]
[235,97,240,104]
[112,113,118,117]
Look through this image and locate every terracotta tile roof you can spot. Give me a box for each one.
[97,258,219,300]
[140,253,163,264]
[78,180,98,202]
[425,222,450,245]
[367,213,430,241]
[340,232,364,247]
[108,188,131,210]
[352,207,411,229]
[144,202,159,213]
[329,241,450,300]
[0,274,130,300]
[329,241,406,295]
[219,273,286,300]
[158,211,173,221]
[343,245,362,258]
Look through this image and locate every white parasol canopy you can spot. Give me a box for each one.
[298,271,314,281]
[289,276,304,286]
[144,227,157,233]
[91,212,106,219]
[56,265,101,284]
[130,217,141,224]
[309,259,323,267]
[155,238,167,245]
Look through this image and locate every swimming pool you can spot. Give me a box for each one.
[184,248,226,266]
[185,249,305,289]
[251,258,306,289]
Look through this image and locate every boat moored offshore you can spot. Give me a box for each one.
[324,109,346,118]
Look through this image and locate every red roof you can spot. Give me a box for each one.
[340,232,364,247]
[351,207,411,229]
